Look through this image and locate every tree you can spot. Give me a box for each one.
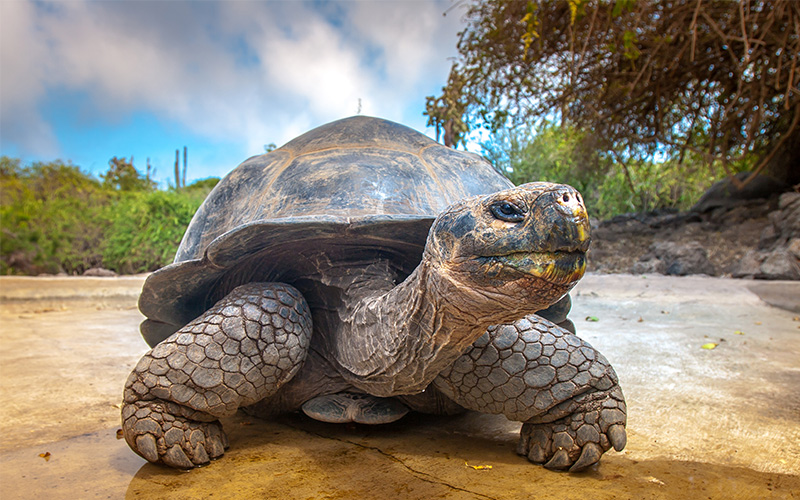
[424,69,471,147]
[103,156,154,191]
[426,0,800,187]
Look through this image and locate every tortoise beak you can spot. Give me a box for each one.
[530,185,591,254]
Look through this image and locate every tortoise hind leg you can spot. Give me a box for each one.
[121,282,312,468]
[433,315,626,472]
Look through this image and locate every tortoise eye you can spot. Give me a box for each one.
[490,201,525,222]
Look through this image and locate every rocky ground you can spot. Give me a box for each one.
[588,191,800,280]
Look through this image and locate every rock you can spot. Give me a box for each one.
[759,250,800,280]
[730,248,800,280]
[779,191,800,210]
[83,267,117,277]
[711,201,774,226]
[648,212,702,229]
[730,250,763,279]
[758,224,779,250]
[631,259,667,275]
[692,172,787,213]
[596,216,654,237]
[775,192,800,241]
[650,241,716,276]
[788,238,800,259]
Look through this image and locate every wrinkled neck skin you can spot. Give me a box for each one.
[330,250,559,397]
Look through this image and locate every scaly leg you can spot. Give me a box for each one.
[121,282,312,468]
[433,314,626,472]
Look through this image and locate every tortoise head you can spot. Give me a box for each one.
[426,182,591,314]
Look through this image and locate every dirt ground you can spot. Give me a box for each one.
[0,274,798,499]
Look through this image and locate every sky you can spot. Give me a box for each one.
[0,0,466,187]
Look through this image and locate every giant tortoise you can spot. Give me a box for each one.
[122,116,626,472]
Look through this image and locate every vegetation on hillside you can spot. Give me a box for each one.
[0,156,218,275]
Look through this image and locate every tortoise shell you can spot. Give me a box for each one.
[138,116,513,346]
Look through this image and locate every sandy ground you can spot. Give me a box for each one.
[0,274,798,499]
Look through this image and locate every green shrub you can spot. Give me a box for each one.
[0,157,111,274]
[1,156,216,275]
[101,189,207,274]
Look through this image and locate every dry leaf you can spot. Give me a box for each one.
[39,452,51,462]
[585,316,599,322]
[465,462,493,470]
[645,476,665,485]
[734,330,745,335]
[637,317,644,322]
[116,429,124,440]
[701,343,718,350]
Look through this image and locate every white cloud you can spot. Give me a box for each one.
[260,15,370,120]
[350,1,454,85]
[0,0,464,161]
[0,0,59,155]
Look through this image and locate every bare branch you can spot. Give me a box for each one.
[690,0,702,62]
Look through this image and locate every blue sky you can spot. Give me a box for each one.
[0,0,465,187]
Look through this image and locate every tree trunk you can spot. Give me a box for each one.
[766,127,800,188]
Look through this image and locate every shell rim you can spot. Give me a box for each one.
[138,214,435,339]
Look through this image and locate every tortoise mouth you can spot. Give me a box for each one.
[479,250,586,285]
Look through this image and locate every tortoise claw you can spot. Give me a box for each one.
[608,424,627,451]
[526,443,547,463]
[544,449,572,469]
[164,445,195,469]
[204,435,225,459]
[192,443,210,464]
[569,443,602,472]
[135,434,159,463]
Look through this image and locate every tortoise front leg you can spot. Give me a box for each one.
[121,282,312,468]
[433,315,626,472]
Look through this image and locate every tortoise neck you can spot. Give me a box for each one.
[333,252,496,396]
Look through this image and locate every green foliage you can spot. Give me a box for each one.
[1,157,110,274]
[101,189,207,274]
[186,177,220,192]
[483,124,598,187]
[0,156,215,275]
[482,125,735,219]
